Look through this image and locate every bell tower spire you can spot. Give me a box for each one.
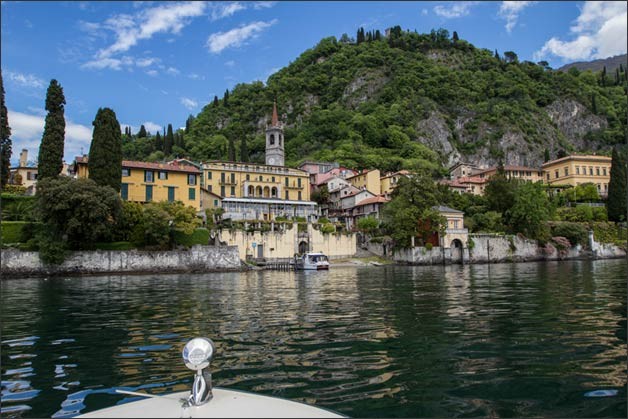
[265,100,284,166]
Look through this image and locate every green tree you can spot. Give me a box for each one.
[544,148,550,162]
[133,201,201,249]
[607,144,627,221]
[155,131,162,151]
[484,167,518,214]
[356,216,379,235]
[507,182,551,240]
[138,124,147,138]
[185,115,195,132]
[165,123,174,155]
[452,31,459,42]
[0,70,11,188]
[240,135,249,162]
[37,79,66,180]
[228,135,236,161]
[36,176,122,250]
[88,107,122,192]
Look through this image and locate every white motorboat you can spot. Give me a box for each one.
[77,337,344,418]
[296,252,330,270]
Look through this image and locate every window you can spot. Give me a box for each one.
[297,178,302,187]
[122,168,130,177]
[146,185,153,201]
[230,173,235,183]
[589,167,593,175]
[246,174,250,181]
[603,168,607,176]
[564,167,569,176]
[259,175,263,181]
[272,176,275,182]
[188,174,196,185]
[159,171,168,180]
[221,172,225,182]
[214,199,218,207]
[189,188,196,200]
[270,134,275,145]
[145,170,154,183]
[168,187,175,202]
[546,173,550,180]
[298,191,302,200]
[207,171,212,180]
[285,177,289,186]
[230,186,235,196]
[285,191,289,200]
[555,170,559,179]
[208,185,212,192]
[576,166,580,175]
[221,186,225,196]
[596,167,600,176]
[121,183,128,200]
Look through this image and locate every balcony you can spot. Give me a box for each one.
[219,179,238,186]
[285,183,304,190]
[445,228,469,235]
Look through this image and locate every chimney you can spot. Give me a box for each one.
[19,149,28,167]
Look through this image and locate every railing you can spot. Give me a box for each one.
[445,228,469,234]
[219,179,238,186]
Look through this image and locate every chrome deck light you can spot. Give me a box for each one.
[182,337,215,406]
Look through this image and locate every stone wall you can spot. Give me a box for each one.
[217,223,356,260]
[1,245,241,277]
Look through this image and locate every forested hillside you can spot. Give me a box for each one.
[123,27,628,174]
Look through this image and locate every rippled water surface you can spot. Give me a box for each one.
[1,260,626,418]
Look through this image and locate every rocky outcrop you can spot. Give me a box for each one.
[342,69,388,108]
[415,111,460,167]
[545,99,607,150]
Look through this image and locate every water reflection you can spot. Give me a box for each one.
[1,260,626,418]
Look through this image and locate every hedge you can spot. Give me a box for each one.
[1,221,28,244]
[173,228,210,247]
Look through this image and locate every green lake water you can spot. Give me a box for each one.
[1,260,626,418]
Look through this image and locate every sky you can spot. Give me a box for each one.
[1,1,626,166]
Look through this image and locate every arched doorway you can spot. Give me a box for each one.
[271,187,278,198]
[248,185,254,197]
[263,186,270,198]
[451,239,464,264]
[256,186,263,197]
[298,240,309,254]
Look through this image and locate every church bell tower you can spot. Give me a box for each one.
[265,101,284,166]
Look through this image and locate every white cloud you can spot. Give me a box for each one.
[534,1,627,62]
[433,1,479,19]
[206,19,277,54]
[4,70,45,89]
[187,73,204,80]
[166,66,180,75]
[7,109,93,163]
[224,60,236,67]
[498,1,536,33]
[145,69,158,77]
[82,2,206,69]
[180,97,198,110]
[143,122,162,134]
[136,57,157,67]
[253,2,276,9]
[421,9,428,16]
[82,56,134,70]
[210,2,245,21]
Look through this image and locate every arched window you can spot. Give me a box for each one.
[271,187,277,197]
[263,186,270,198]
[248,185,254,196]
[269,134,275,145]
[256,186,263,196]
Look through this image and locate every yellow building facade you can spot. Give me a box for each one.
[380,170,410,197]
[74,156,201,210]
[541,154,612,196]
[347,169,381,195]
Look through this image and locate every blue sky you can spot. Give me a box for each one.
[2,1,626,165]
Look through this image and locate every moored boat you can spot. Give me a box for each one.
[295,252,330,270]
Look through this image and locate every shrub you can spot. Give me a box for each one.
[173,228,210,247]
[551,222,588,247]
[1,221,28,244]
[318,217,330,224]
[37,232,67,265]
[321,224,335,234]
[592,207,607,222]
[425,242,433,251]
[1,194,36,221]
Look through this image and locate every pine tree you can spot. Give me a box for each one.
[452,31,459,42]
[607,144,628,222]
[88,107,122,192]
[138,125,147,138]
[544,148,550,162]
[38,79,66,180]
[240,135,249,162]
[357,27,365,44]
[374,30,381,41]
[600,66,607,86]
[155,131,162,151]
[223,90,229,107]
[165,124,174,155]
[213,96,219,107]
[0,70,12,188]
[494,49,500,60]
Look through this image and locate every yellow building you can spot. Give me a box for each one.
[73,156,201,210]
[474,165,545,183]
[9,149,38,195]
[380,170,410,197]
[347,169,381,195]
[541,154,612,197]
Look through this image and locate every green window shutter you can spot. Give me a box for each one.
[189,188,196,200]
[168,187,175,202]
[121,183,128,200]
[146,185,153,201]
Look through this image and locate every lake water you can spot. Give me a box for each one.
[1,260,626,418]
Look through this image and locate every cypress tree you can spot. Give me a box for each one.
[240,135,249,162]
[607,144,627,222]
[38,79,66,180]
[155,131,162,151]
[88,107,122,192]
[185,115,195,132]
[452,31,459,42]
[228,136,236,161]
[591,93,597,114]
[375,30,381,41]
[544,148,550,162]
[0,70,12,188]
[223,90,229,107]
[213,96,219,107]
[165,123,174,155]
[138,125,147,138]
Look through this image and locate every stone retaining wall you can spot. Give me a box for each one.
[1,245,241,277]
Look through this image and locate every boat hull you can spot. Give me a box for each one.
[77,387,344,418]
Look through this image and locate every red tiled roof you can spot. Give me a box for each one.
[354,195,390,206]
[74,156,200,174]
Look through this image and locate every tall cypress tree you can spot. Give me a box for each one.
[228,136,236,161]
[0,70,12,188]
[240,135,249,162]
[223,90,229,107]
[88,107,122,192]
[185,115,195,132]
[38,79,66,180]
[138,125,147,138]
[155,131,162,151]
[165,124,174,155]
[607,144,628,222]
[213,96,219,107]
